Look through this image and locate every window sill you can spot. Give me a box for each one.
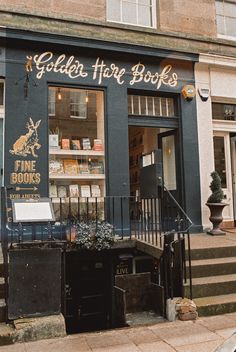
[217,34,236,42]
[106,19,156,31]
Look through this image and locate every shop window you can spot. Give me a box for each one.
[48,87,105,206]
[107,0,156,28]
[48,89,56,116]
[0,80,4,119]
[216,0,236,38]
[212,103,236,121]
[213,136,227,188]
[128,95,176,117]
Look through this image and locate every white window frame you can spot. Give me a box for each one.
[70,90,88,119]
[213,131,233,221]
[106,0,156,29]
[216,0,236,40]
[128,95,175,117]
[48,88,56,117]
[0,79,4,119]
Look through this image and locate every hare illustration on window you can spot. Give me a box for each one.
[10,118,41,157]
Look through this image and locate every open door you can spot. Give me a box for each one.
[158,129,181,230]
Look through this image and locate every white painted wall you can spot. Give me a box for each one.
[195,57,236,229]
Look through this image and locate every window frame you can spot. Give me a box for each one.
[216,0,236,40]
[106,0,157,29]
[128,94,177,118]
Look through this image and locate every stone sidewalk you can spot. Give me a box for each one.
[1,313,236,352]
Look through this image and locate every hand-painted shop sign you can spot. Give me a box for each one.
[32,52,178,89]
[9,118,41,199]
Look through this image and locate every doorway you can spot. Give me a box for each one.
[64,252,112,334]
[129,126,179,198]
[129,126,181,231]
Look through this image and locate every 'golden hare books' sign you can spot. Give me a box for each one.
[32,52,178,90]
[9,117,42,199]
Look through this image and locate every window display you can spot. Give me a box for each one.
[48,87,105,200]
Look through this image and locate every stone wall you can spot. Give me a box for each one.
[159,0,216,37]
[0,0,106,22]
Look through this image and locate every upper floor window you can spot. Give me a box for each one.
[107,0,156,28]
[212,102,236,121]
[216,0,236,37]
[128,95,176,118]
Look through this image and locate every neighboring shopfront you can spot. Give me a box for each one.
[196,54,236,230]
[1,28,201,331]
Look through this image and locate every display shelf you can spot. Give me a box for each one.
[49,174,105,180]
[49,149,104,157]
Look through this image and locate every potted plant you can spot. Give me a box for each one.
[206,171,228,235]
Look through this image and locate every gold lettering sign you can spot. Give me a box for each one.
[10,118,41,158]
[9,117,42,193]
[32,52,178,90]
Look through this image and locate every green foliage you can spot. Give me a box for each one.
[207,171,224,203]
[75,221,115,250]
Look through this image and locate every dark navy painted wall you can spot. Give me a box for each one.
[3,34,202,230]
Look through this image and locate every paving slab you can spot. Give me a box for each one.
[123,326,161,345]
[85,330,131,349]
[0,343,26,352]
[24,335,91,352]
[175,339,224,352]
[215,327,236,339]
[149,321,219,347]
[137,341,176,352]
[91,343,140,352]
[196,315,236,331]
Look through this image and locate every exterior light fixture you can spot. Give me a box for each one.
[57,88,62,101]
[182,85,196,101]
[85,91,89,103]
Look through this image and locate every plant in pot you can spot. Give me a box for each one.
[206,171,228,235]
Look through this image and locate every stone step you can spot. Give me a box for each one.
[184,273,236,298]
[0,299,6,323]
[194,293,236,316]
[190,246,236,260]
[189,256,236,278]
[0,323,14,346]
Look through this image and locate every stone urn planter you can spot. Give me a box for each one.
[206,171,228,236]
[206,202,228,236]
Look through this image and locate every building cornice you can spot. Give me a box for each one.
[199,53,236,68]
[1,10,236,59]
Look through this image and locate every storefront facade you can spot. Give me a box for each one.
[0,28,202,331]
[2,28,201,232]
[196,54,236,230]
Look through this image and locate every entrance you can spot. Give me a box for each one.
[64,252,111,334]
[129,126,180,199]
[129,126,181,231]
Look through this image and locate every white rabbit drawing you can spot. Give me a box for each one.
[10,118,41,158]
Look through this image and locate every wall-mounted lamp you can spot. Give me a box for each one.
[182,85,196,101]
[57,88,62,101]
[85,91,89,103]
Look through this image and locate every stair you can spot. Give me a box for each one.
[184,245,236,316]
